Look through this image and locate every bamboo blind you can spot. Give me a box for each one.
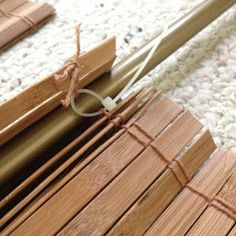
[0,0,54,51]
[3,93,234,236]
[0,92,235,235]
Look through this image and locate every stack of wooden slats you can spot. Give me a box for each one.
[2,91,234,236]
[0,0,54,50]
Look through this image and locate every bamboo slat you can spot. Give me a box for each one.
[9,97,184,236]
[56,107,202,235]
[145,149,236,236]
[0,36,116,145]
[0,0,54,50]
[108,130,216,236]
[186,173,236,236]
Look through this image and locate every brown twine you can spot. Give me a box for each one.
[122,119,192,187]
[133,122,155,141]
[54,25,81,107]
[186,184,236,221]
[150,143,171,165]
[0,8,36,29]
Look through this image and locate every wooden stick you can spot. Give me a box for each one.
[107,130,216,236]
[145,149,236,236]
[6,95,183,235]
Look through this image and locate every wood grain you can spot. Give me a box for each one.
[0,36,116,145]
[10,97,183,236]
[186,173,236,236]
[108,130,216,236]
[145,149,236,236]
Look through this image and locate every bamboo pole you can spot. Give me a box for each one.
[1,0,235,201]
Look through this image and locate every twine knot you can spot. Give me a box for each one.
[54,25,81,107]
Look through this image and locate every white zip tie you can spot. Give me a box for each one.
[71,21,168,117]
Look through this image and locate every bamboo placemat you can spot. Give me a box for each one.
[0,0,54,51]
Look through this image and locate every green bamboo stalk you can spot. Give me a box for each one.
[0,0,235,195]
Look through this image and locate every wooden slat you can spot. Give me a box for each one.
[108,130,216,236]
[152,110,203,160]
[0,36,116,145]
[145,149,236,236]
[57,109,203,235]
[10,97,183,236]
[186,173,236,236]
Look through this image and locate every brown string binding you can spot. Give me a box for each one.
[133,122,155,141]
[0,8,36,29]
[122,124,148,147]
[186,184,236,220]
[54,25,81,107]
[150,143,172,165]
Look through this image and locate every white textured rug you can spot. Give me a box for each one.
[0,0,235,150]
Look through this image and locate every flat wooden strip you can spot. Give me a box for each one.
[152,110,203,160]
[10,97,183,236]
[145,149,236,236]
[186,173,236,236]
[135,96,183,137]
[0,37,116,145]
[0,2,54,48]
[108,130,216,236]
[58,110,203,235]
